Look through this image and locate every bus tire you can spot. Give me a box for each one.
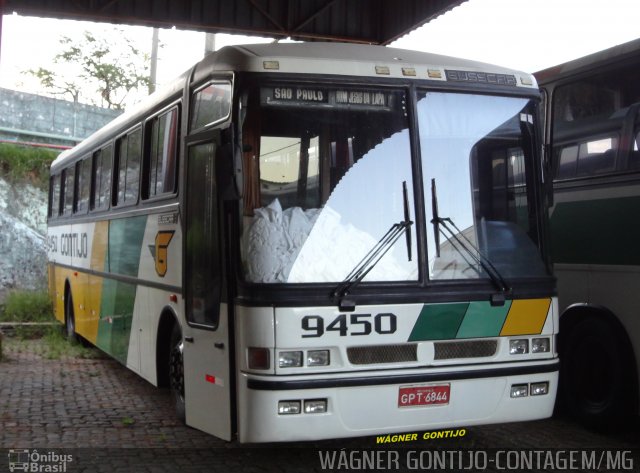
[560,315,635,430]
[64,290,78,343]
[169,324,186,423]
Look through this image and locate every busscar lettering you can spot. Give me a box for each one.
[445,70,517,86]
[58,232,89,258]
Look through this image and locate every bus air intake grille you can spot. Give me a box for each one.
[433,340,498,360]
[347,344,418,365]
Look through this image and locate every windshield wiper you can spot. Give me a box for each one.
[430,178,511,305]
[333,181,413,311]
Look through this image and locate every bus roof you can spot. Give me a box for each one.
[195,42,535,82]
[52,42,537,171]
[535,37,640,85]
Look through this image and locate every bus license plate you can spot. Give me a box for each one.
[398,384,450,407]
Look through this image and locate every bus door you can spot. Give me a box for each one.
[182,135,232,440]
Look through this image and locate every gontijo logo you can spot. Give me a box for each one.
[7,449,73,472]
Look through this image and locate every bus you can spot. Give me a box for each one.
[47,42,558,443]
[536,38,640,428]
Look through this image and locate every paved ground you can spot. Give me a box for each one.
[1,335,639,472]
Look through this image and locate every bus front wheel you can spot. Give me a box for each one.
[560,315,636,429]
[169,324,186,423]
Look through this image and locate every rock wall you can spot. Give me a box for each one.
[0,177,48,301]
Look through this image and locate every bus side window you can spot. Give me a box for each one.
[92,145,113,210]
[62,166,75,216]
[48,174,61,218]
[145,107,179,198]
[576,136,618,176]
[115,127,142,206]
[190,81,231,131]
[75,157,91,214]
[555,145,578,180]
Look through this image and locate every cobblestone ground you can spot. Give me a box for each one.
[1,336,639,472]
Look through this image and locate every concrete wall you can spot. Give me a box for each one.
[0,88,122,147]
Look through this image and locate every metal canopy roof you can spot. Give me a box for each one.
[3,0,466,45]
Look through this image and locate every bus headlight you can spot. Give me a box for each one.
[278,401,301,415]
[510,384,529,398]
[531,337,550,353]
[279,351,303,368]
[307,350,330,366]
[530,382,549,396]
[304,399,328,414]
[509,339,529,355]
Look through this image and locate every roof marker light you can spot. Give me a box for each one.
[402,67,416,77]
[520,76,533,86]
[263,60,280,70]
[428,69,443,79]
[375,65,390,75]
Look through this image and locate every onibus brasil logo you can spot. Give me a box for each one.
[7,449,73,472]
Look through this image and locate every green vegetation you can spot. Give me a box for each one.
[0,290,54,338]
[0,290,102,360]
[42,328,103,360]
[0,143,59,189]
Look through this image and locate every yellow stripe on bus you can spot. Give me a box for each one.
[84,221,109,343]
[499,298,551,336]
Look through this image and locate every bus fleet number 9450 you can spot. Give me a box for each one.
[301,313,397,338]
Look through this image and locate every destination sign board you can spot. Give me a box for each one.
[261,86,395,111]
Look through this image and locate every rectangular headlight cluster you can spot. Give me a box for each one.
[510,381,550,398]
[279,350,330,368]
[278,399,328,415]
[509,337,551,355]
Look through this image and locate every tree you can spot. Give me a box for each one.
[28,30,151,110]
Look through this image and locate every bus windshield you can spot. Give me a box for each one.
[240,85,417,284]
[240,85,548,284]
[419,92,547,280]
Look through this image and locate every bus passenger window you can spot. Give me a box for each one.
[76,157,91,214]
[92,145,112,210]
[62,166,75,216]
[49,174,61,217]
[147,107,178,197]
[191,82,231,131]
[576,136,617,176]
[555,145,578,180]
[115,127,142,206]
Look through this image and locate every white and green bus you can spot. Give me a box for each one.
[536,38,640,428]
[47,42,558,443]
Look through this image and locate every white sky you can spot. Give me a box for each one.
[1,0,639,108]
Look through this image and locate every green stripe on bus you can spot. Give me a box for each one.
[96,279,136,364]
[108,215,147,276]
[95,215,147,364]
[408,303,468,341]
[455,300,511,339]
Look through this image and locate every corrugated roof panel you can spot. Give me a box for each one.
[4,0,466,44]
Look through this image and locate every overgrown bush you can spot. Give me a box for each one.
[0,143,59,189]
[0,290,55,338]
